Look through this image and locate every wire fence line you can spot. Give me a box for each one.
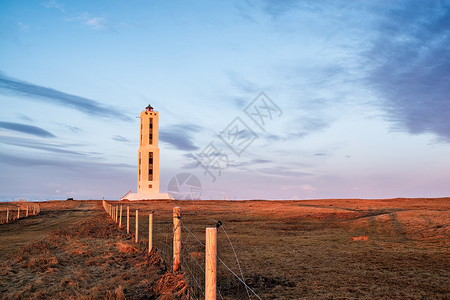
[0,204,41,224]
[102,200,262,300]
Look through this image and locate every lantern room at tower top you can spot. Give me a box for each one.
[122,105,172,201]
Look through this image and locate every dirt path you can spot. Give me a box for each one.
[0,202,96,258]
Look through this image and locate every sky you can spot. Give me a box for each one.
[0,0,449,201]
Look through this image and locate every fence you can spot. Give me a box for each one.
[0,203,41,224]
[102,200,261,300]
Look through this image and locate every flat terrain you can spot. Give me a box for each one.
[0,198,449,299]
[0,201,95,257]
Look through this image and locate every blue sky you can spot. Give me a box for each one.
[0,0,449,200]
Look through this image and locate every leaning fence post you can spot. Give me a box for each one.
[127,206,130,234]
[119,205,123,228]
[17,207,20,219]
[206,227,217,300]
[149,213,153,252]
[173,207,181,272]
[135,210,139,243]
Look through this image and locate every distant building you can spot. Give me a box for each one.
[123,105,172,200]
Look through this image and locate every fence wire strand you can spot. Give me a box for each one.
[180,219,261,300]
[101,202,261,300]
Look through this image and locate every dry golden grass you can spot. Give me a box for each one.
[0,201,188,299]
[114,198,450,299]
[0,197,449,299]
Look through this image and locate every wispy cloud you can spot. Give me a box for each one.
[251,158,272,164]
[16,114,33,122]
[366,2,450,141]
[41,0,65,13]
[0,136,86,156]
[261,115,329,145]
[0,150,132,169]
[160,124,202,151]
[66,13,117,32]
[263,0,300,18]
[63,125,82,133]
[0,72,131,121]
[253,166,312,178]
[17,22,30,32]
[112,135,131,143]
[0,121,56,138]
[227,71,258,94]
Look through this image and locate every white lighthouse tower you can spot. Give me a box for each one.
[123,105,172,200]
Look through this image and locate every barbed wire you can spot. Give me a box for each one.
[180,219,261,300]
[209,219,251,299]
[101,202,261,300]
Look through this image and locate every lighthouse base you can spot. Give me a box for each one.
[122,193,174,201]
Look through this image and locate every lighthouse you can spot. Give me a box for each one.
[123,105,172,200]
[138,104,160,194]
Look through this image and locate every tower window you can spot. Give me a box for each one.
[138,152,141,181]
[149,118,153,144]
[148,152,153,181]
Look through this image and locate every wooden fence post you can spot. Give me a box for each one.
[26,206,29,217]
[6,208,9,223]
[206,227,217,300]
[173,207,181,272]
[17,207,20,219]
[127,206,130,234]
[135,210,139,243]
[116,206,119,222]
[149,213,153,252]
[119,205,123,228]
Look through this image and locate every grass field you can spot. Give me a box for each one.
[0,198,449,299]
